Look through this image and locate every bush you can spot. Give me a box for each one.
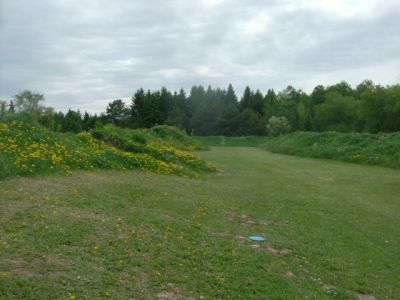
[266,116,291,136]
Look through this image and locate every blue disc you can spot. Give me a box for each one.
[248,236,266,242]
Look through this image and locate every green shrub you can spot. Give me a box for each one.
[266,116,291,136]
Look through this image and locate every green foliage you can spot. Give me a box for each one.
[4,81,400,137]
[188,85,242,136]
[235,108,265,135]
[61,110,83,133]
[0,120,214,179]
[313,92,357,132]
[263,131,400,169]
[0,111,37,124]
[266,116,291,136]
[105,99,130,126]
[130,88,170,128]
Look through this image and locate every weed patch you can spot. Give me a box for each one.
[0,120,214,179]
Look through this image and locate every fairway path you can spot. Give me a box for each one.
[1,147,399,299]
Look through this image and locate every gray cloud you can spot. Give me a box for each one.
[1,0,399,112]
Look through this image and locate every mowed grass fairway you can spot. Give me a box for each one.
[1,147,399,299]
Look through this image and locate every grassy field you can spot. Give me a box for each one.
[196,135,270,147]
[1,147,399,299]
[198,132,400,170]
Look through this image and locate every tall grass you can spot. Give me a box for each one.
[262,131,400,169]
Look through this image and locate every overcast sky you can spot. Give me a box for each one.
[1,0,399,112]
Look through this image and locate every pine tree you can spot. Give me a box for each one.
[131,88,146,127]
[9,100,15,113]
[240,86,252,111]
[225,83,238,105]
[251,90,264,116]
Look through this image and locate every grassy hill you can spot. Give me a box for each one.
[0,119,214,179]
[91,125,212,172]
[262,131,400,169]
[1,147,399,299]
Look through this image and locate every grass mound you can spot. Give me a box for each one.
[90,125,215,172]
[149,125,207,150]
[0,120,213,179]
[262,131,400,169]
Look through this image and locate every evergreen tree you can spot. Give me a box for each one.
[166,89,189,130]
[240,86,252,111]
[264,89,277,121]
[62,109,83,133]
[225,83,238,105]
[237,108,265,135]
[131,88,146,127]
[9,100,15,113]
[251,90,264,116]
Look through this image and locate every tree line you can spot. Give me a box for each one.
[1,80,399,136]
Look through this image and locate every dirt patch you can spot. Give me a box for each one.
[67,208,107,222]
[156,289,195,300]
[265,246,290,255]
[45,254,67,266]
[285,271,294,278]
[0,202,32,223]
[2,258,41,278]
[357,294,376,300]
[225,212,264,227]
[12,268,38,278]
[236,235,290,256]
[17,178,70,194]
[216,170,231,177]
[225,212,235,222]
[240,213,251,221]
[322,283,336,291]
